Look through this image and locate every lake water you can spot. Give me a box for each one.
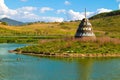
[0,43,120,80]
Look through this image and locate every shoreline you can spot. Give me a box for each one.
[9,50,120,58]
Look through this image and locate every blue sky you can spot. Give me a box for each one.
[0,0,120,22]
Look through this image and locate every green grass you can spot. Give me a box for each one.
[16,37,120,54]
[91,15,120,38]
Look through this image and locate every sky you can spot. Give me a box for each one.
[0,0,120,22]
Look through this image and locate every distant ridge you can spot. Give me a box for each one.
[89,10,120,20]
[0,18,24,26]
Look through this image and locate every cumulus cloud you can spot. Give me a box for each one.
[67,10,84,21]
[66,10,94,21]
[56,9,66,14]
[40,7,54,13]
[0,0,37,21]
[64,1,71,5]
[65,8,112,21]
[38,17,64,22]
[16,6,37,12]
[0,0,17,18]
[96,8,112,14]
[0,0,63,22]
[0,0,114,22]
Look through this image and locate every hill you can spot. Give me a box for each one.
[0,18,24,26]
[0,9,120,39]
[89,10,120,19]
[12,10,120,55]
[90,11,120,38]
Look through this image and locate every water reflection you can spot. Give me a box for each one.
[44,57,120,80]
[0,44,120,80]
[77,58,93,80]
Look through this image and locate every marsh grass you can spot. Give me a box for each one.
[16,37,120,54]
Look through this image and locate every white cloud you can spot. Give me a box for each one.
[119,4,120,9]
[0,1,37,21]
[65,8,112,21]
[66,10,85,21]
[0,15,9,18]
[16,7,36,14]
[0,0,5,4]
[86,12,95,17]
[0,0,114,22]
[64,1,71,5]
[17,6,37,12]
[0,0,9,14]
[0,0,63,22]
[56,9,66,14]
[40,7,54,13]
[66,10,94,21]
[39,17,64,22]
[0,0,17,18]
[96,8,112,14]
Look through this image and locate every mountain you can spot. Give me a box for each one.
[89,10,120,20]
[0,18,25,26]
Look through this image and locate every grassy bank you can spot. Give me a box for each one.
[14,37,120,56]
[0,36,64,44]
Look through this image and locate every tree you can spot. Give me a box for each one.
[1,22,8,25]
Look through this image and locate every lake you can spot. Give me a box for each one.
[0,43,120,80]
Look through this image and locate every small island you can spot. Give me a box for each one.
[10,37,120,57]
